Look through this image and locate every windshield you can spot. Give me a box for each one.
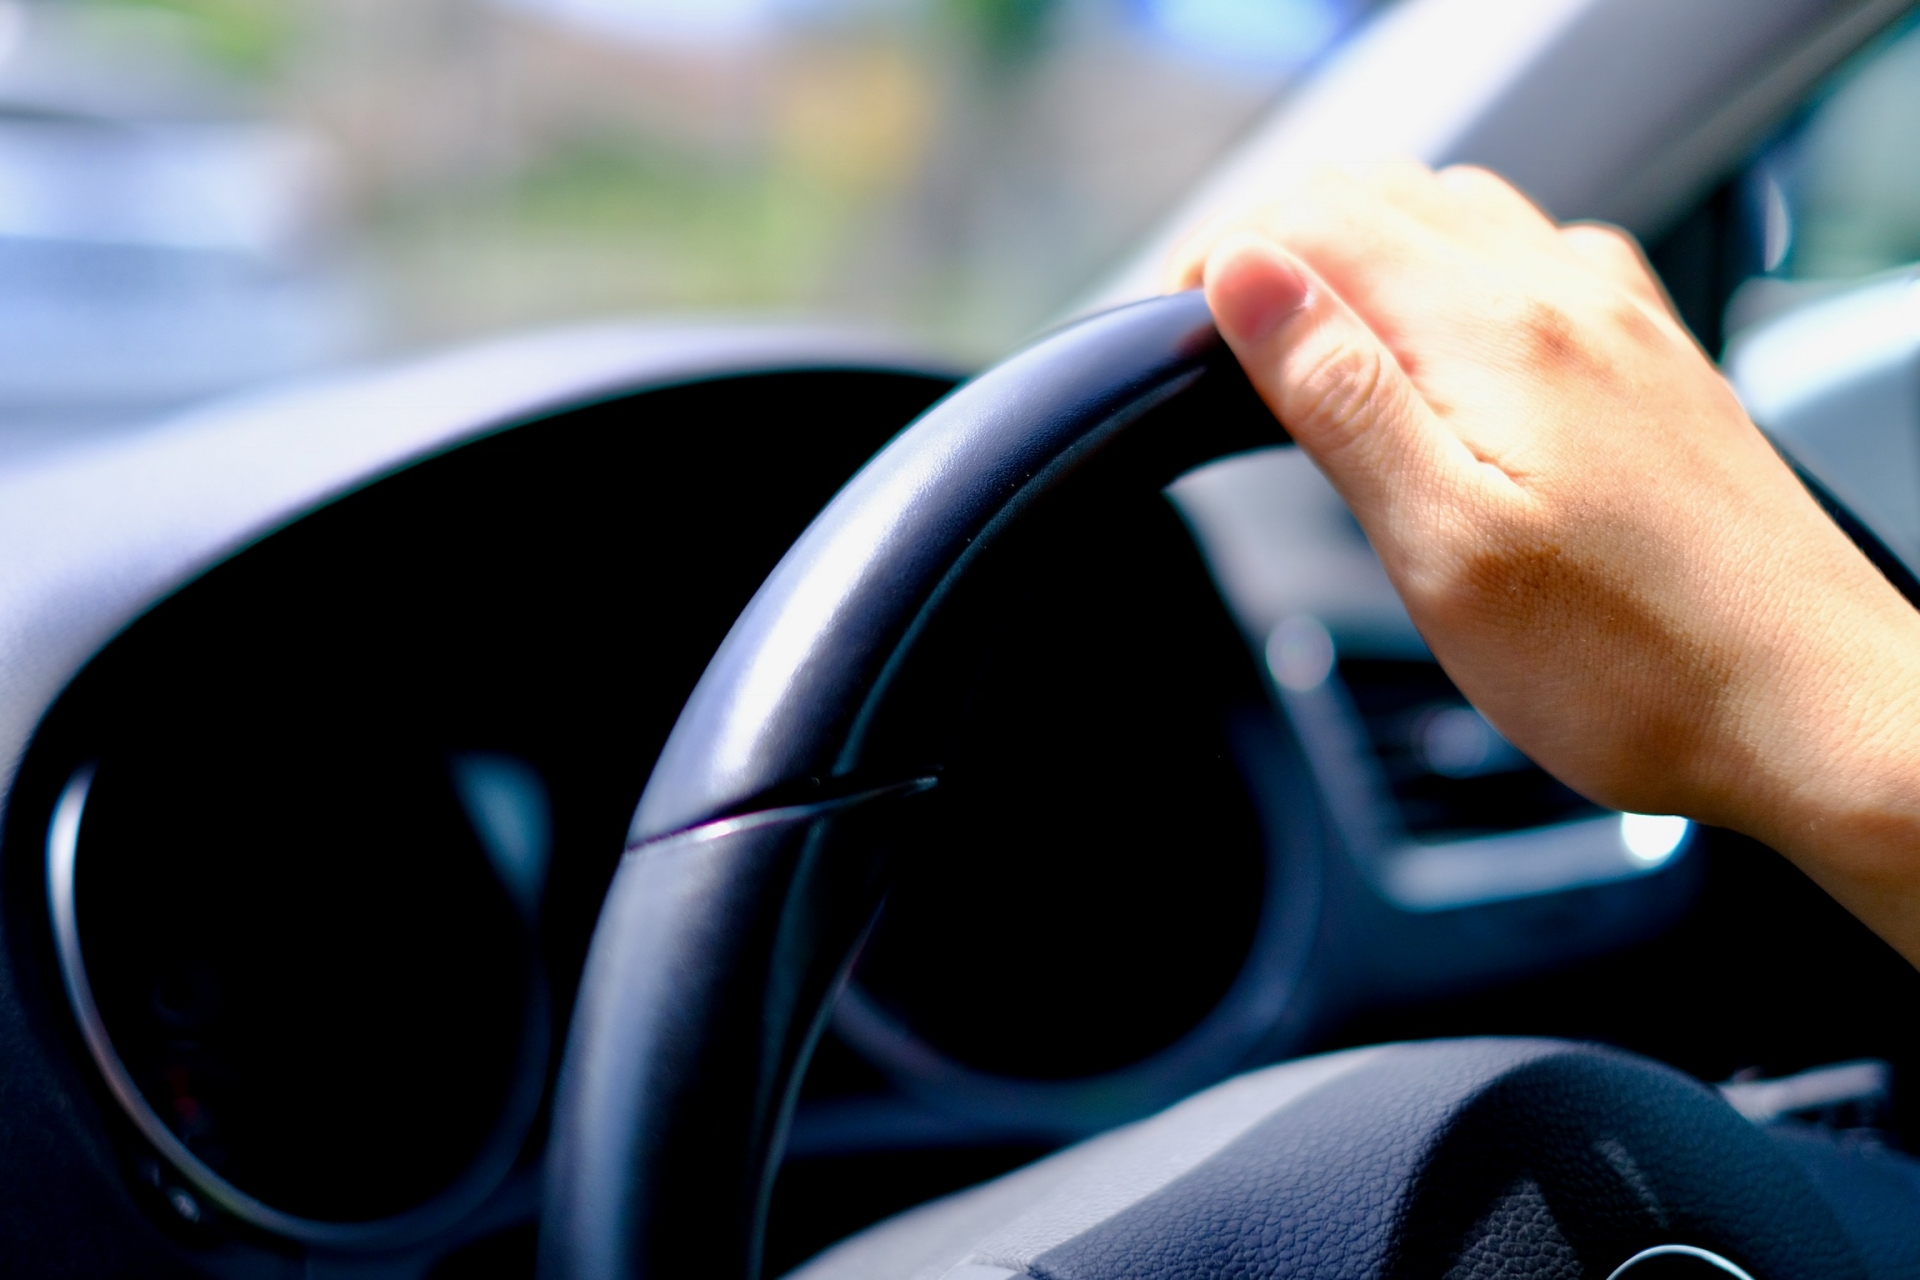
[0,0,1383,456]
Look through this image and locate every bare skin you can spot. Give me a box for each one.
[1166,161,1920,967]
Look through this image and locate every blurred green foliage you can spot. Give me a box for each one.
[507,134,845,279]
[74,0,296,78]
[369,131,871,340]
[944,0,1060,61]
[37,0,1307,360]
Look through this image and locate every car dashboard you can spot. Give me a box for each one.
[0,318,1913,1280]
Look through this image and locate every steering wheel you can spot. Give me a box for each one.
[537,292,1878,1280]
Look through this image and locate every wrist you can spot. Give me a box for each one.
[1725,607,1920,965]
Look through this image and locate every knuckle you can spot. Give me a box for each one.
[1286,334,1390,453]
[1607,296,1665,348]
[1439,163,1501,193]
[1566,223,1664,292]
[1515,298,1592,371]
[1500,294,1658,379]
[1575,221,1638,253]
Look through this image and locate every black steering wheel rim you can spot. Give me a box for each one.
[541,291,1282,1279]
[539,292,1885,1280]
[626,290,1282,843]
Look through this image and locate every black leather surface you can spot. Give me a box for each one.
[1444,1179,1582,1280]
[1767,1123,1920,1279]
[1027,1040,1863,1280]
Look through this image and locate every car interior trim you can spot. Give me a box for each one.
[1378,813,1695,912]
[823,702,1326,1137]
[1273,660,1692,913]
[45,764,552,1250]
[1606,1245,1762,1280]
[0,324,953,821]
[628,774,942,852]
[1082,0,1916,313]
[786,1049,1391,1280]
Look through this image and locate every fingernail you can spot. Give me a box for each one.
[1204,233,1313,347]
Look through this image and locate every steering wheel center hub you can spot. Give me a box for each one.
[1608,1246,1760,1280]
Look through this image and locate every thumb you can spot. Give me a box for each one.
[1203,232,1455,522]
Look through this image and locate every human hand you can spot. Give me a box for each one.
[1169,162,1920,964]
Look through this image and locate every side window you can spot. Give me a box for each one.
[1685,13,1920,572]
[1758,18,1920,284]
[1648,14,1920,356]
[1728,15,1920,340]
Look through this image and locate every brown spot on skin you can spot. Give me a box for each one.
[1444,532,1741,810]
[1520,300,1596,373]
[1460,538,1574,628]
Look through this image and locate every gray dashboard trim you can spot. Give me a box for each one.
[45,765,551,1250]
[787,1049,1385,1280]
[0,321,947,819]
[1380,813,1694,912]
[786,1049,1385,1280]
